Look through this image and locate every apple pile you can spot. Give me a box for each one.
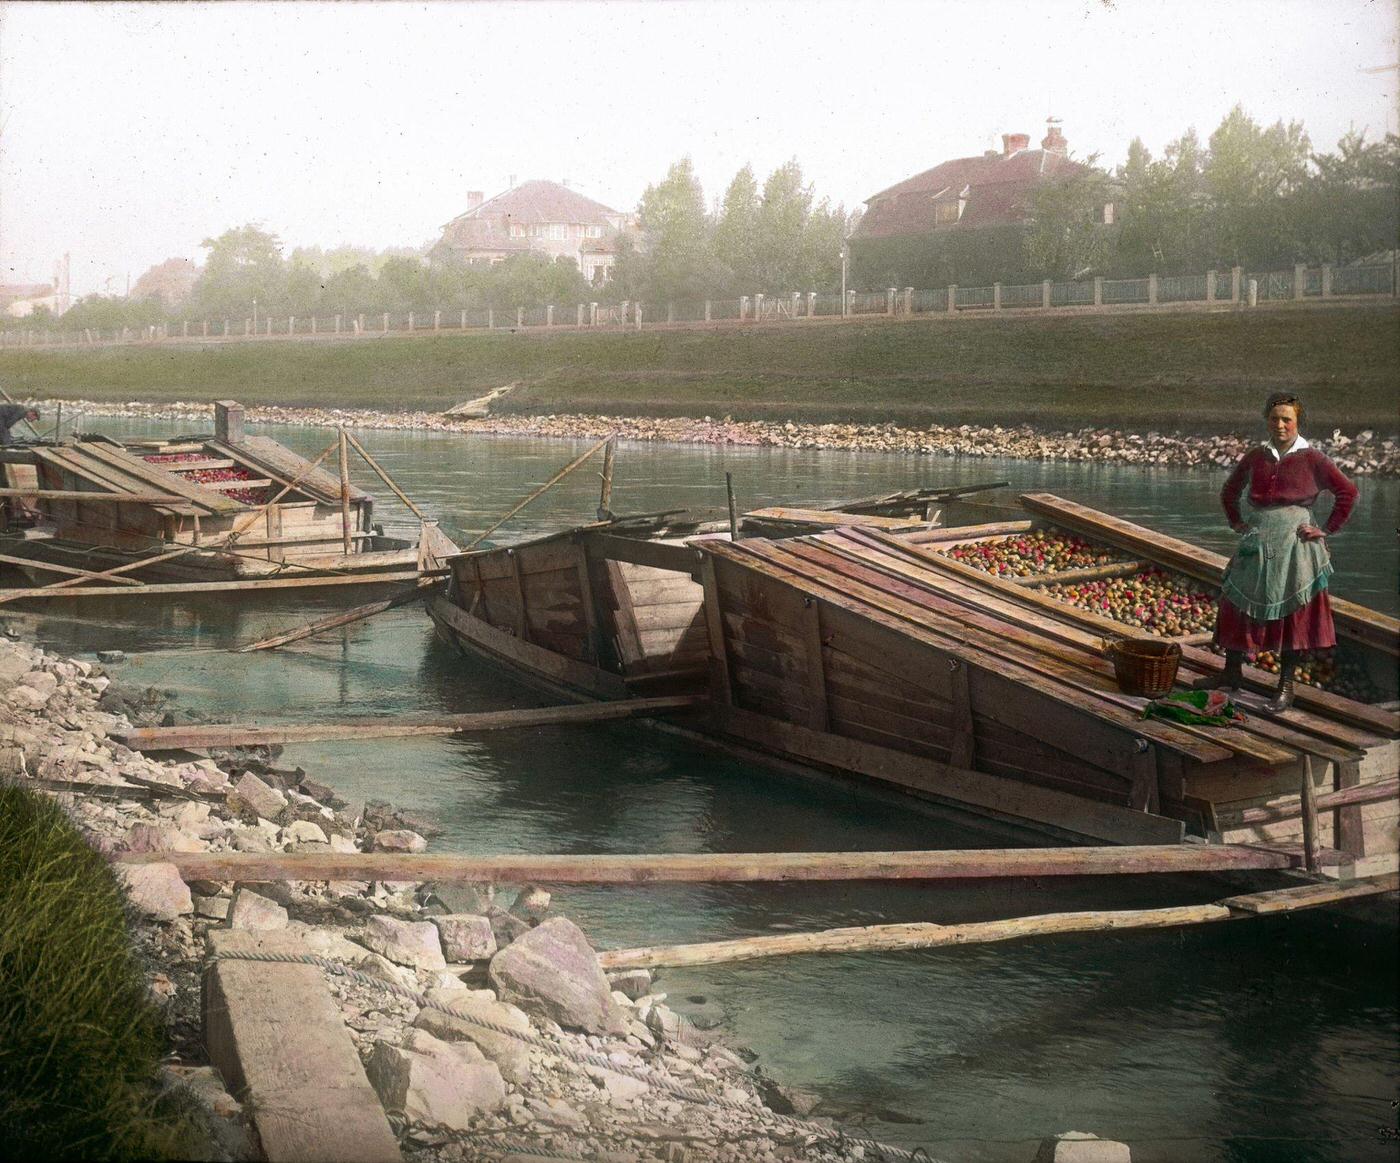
[943,529,1128,577]
[1041,567,1217,637]
[1252,648,1388,703]
[143,454,266,506]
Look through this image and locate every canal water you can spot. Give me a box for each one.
[22,419,1398,1162]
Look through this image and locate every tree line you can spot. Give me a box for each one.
[37,107,1400,332]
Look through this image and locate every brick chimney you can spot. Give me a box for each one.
[1002,133,1031,157]
[466,191,483,210]
[1041,125,1068,153]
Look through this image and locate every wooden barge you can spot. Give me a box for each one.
[427,490,1398,878]
[0,401,457,594]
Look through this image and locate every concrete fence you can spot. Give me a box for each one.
[3,262,1395,349]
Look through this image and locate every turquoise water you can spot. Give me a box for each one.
[21,419,1398,1161]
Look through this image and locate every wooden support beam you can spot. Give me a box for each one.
[0,551,146,585]
[1300,754,1321,873]
[947,658,975,770]
[594,874,1399,969]
[466,437,610,551]
[1333,759,1366,857]
[113,694,705,750]
[234,582,441,652]
[337,428,352,556]
[111,841,1300,885]
[0,569,428,601]
[1217,776,1397,829]
[343,429,426,520]
[0,489,187,503]
[802,598,830,731]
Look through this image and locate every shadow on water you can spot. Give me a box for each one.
[21,417,1399,1163]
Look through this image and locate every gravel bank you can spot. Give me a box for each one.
[1,632,922,1162]
[38,397,1400,476]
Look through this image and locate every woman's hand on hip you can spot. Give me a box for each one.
[1231,522,1250,535]
[1297,524,1326,541]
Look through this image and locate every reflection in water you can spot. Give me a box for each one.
[20,417,1398,1162]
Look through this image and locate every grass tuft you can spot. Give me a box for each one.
[0,783,200,1160]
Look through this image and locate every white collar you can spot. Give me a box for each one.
[1265,434,1309,460]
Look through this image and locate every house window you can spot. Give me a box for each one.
[585,225,603,238]
[1100,202,1115,225]
[509,223,525,238]
[550,223,566,240]
[934,201,959,225]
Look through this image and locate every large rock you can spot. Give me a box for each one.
[118,862,193,920]
[434,914,497,961]
[488,917,625,1035]
[228,889,289,931]
[1035,1133,1132,1163]
[372,829,427,853]
[123,821,204,854]
[413,987,532,1084]
[365,1029,506,1129]
[361,914,446,971]
[231,772,287,821]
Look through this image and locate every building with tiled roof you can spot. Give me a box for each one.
[430,180,633,285]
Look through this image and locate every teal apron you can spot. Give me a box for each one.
[1220,504,1331,623]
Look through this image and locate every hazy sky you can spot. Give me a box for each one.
[2,0,1395,297]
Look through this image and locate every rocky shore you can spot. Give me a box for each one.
[0,633,930,1163]
[38,397,1400,476]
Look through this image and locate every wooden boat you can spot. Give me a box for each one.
[0,402,458,594]
[428,489,1399,878]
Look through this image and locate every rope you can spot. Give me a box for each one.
[212,949,938,1162]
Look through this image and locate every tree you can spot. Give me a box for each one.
[754,159,813,292]
[1297,130,1400,265]
[634,158,719,304]
[1202,105,1311,268]
[1023,158,1113,279]
[712,165,760,294]
[189,224,288,318]
[130,258,200,310]
[800,198,850,292]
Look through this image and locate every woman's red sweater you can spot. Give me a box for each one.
[1220,446,1358,533]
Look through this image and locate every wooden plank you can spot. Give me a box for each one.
[509,550,529,641]
[1215,776,1397,829]
[595,876,1400,969]
[205,931,401,1163]
[604,559,644,667]
[0,550,145,585]
[34,446,199,516]
[234,583,439,652]
[697,554,734,706]
[903,520,1034,543]
[201,477,273,491]
[596,904,1236,970]
[83,443,244,513]
[145,457,236,471]
[114,840,1294,884]
[1017,560,1149,587]
[1020,491,1400,657]
[947,658,975,770]
[1334,758,1365,857]
[718,703,1187,844]
[115,695,703,750]
[1219,872,1398,915]
[586,532,700,574]
[0,569,427,601]
[742,507,926,531]
[210,435,368,505]
[428,592,630,699]
[1300,754,1321,872]
[629,602,704,632]
[802,599,831,731]
[0,488,188,503]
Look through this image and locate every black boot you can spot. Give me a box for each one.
[1194,651,1244,691]
[1264,652,1298,712]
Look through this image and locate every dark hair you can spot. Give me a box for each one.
[1263,392,1303,422]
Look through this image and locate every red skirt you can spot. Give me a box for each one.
[1214,590,1336,653]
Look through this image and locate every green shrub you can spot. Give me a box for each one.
[0,783,198,1160]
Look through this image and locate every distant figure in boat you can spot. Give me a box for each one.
[1196,392,1358,711]
[0,404,39,446]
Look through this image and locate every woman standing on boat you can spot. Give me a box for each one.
[1197,392,1358,710]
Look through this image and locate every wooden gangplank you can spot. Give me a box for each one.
[111,842,1304,884]
[113,694,705,750]
[594,872,1400,969]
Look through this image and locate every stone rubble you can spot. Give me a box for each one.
[0,631,928,1163]
[38,396,1400,477]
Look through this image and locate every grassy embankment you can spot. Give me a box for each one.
[2,303,1396,433]
[0,784,200,1160]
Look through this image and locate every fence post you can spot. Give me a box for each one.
[1321,265,1332,299]
[666,302,675,324]
[635,302,644,331]
[266,317,272,336]
[1230,266,1242,303]
[181,321,188,338]
[1248,278,1258,307]
[589,302,598,326]
[358,313,365,333]
[886,287,896,315]
[546,305,554,327]
[807,291,816,317]
[459,310,467,330]
[576,304,584,327]
[902,287,913,315]
[1206,270,1216,303]
[289,316,295,335]
[1093,277,1103,307]
[516,307,524,328]
[311,316,318,335]
[755,293,765,320]
[408,311,414,332]
[1294,263,1305,301]
[704,300,712,323]
[993,282,1002,311]
[946,286,956,314]
[382,312,389,333]
[1147,273,1158,306]
[245,319,251,336]
[434,309,441,331]
[1041,280,1052,309]
[740,295,749,321]
[334,314,342,334]
[488,308,494,329]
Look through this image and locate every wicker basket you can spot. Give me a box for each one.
[1105,638,1182,698]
